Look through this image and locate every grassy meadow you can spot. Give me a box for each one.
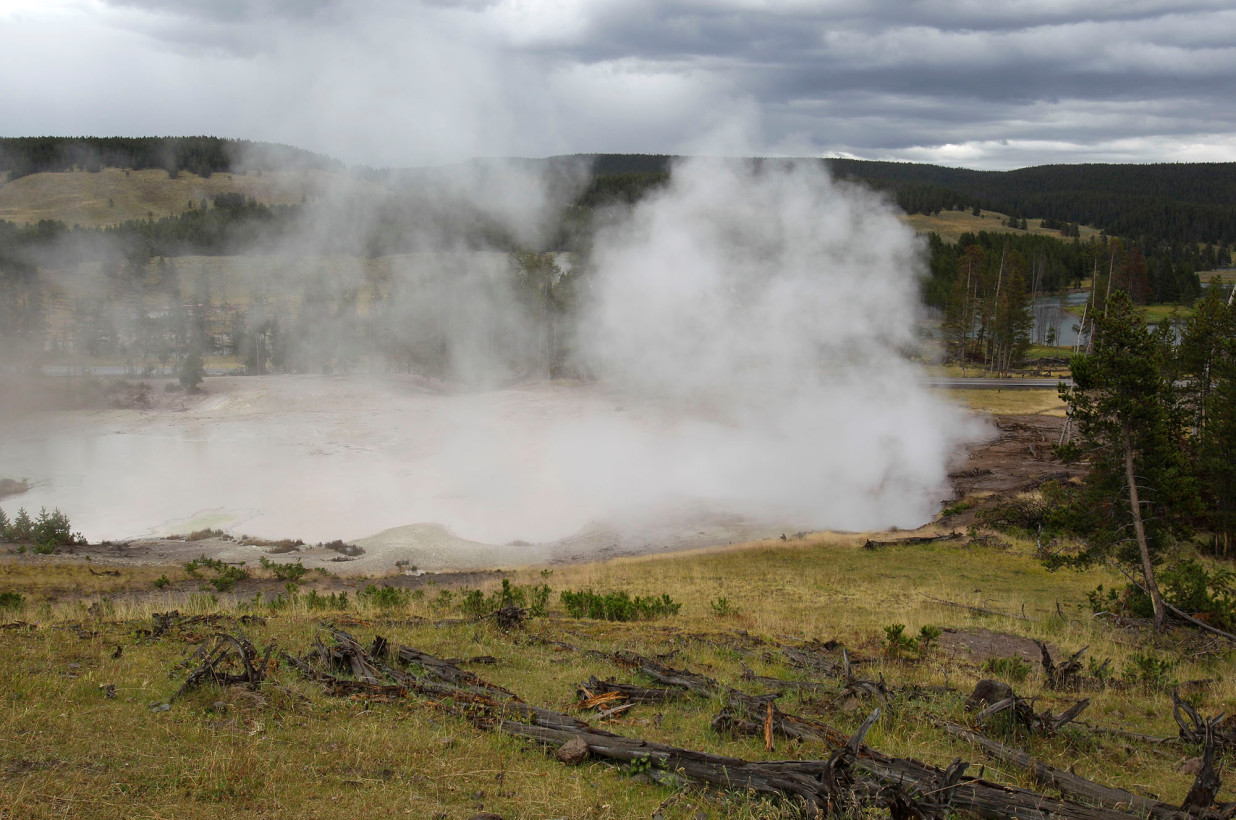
[2,523,1232,818]
[0,167,390,228]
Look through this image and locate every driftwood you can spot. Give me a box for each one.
[1173,692,1236,754]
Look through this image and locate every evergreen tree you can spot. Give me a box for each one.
[1056,291,1198,630]
[1182,281,1236,554]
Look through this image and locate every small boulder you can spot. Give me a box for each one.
[965,679,1013,712]
[555,737,589,765]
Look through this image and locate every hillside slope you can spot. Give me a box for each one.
[0,167,392,228]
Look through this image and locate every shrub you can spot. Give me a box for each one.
[268,588,349,612]
[0,591,25,611]
[184,555,249,592]
[1159,559,1235,630]
[185,529,227,542]
[883,623,917,658]
[710,597,738,616]
[1123,652,1178,691]
[917,624,943,651]
[153,575,170,589]
[981,656,1032,683]
[358,584,411,609]
[559,589,681,621]
[258,556,307,584]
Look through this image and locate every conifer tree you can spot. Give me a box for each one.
[1056,291,1198,630]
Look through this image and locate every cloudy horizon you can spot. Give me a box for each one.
[1,0,1234,171]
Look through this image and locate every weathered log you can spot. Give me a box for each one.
[863,532,963,550]
[174,632,274,700]
[1180,716,1223,815]
[577,676,685,705]
[1036,640,1089,690]
[282,630,1166,819]
[938,720,1187,819]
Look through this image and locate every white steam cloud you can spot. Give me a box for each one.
[566,157,976,531]
[1,158,983,558]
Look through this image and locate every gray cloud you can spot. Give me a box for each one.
[0,0,1233,167]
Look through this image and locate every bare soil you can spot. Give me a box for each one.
[942,412,1084,527]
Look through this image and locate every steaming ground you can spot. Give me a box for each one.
[0,375,807,570]
[1,159,987,570]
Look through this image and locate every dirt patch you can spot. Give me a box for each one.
[939,627,1052,665]
[949,414,1081,496]
[941,413,1085,528]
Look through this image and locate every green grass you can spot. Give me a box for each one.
[2,536,1232,817]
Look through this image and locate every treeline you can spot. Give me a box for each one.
[0,136,343,180]
[924,230,1210,311]
[537,154,1236,247]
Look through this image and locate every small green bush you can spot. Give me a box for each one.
[1124,652,1178,691]
[981,656,1032,683]
[358,584,411,609]
[0,591,25,611]
[560,589,681,621]
[710,597,738,616]
[184,555,249,592]
[883,623,917,658]
[259,556,307,584]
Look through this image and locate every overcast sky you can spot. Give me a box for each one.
[2,0,1234,170]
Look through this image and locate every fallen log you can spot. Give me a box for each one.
[862,531,963,550]
[273,630,1186,818]
[173,632,274,701]
[937,719,1187,819]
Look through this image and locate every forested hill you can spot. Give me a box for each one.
[0,136,342,179]
[553,154,1236,246]
[4,138,1234,248]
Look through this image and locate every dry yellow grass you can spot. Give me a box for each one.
[1,534,1231,818]
[904,209,1102,244]
[946,387,1067,416]
[0,167,391,228]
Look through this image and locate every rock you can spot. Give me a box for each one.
[1178,757,1204,775]
[469,814,504,820]
[965,679,1013,712]
[555,737,589,765]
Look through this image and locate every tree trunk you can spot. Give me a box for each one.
[1123,424,1166,630]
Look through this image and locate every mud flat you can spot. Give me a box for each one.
[0,374,805,570]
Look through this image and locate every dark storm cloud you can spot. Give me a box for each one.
[1,0,1233,168]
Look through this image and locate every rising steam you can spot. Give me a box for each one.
[568,157,978,531]
[1,157,983,555]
